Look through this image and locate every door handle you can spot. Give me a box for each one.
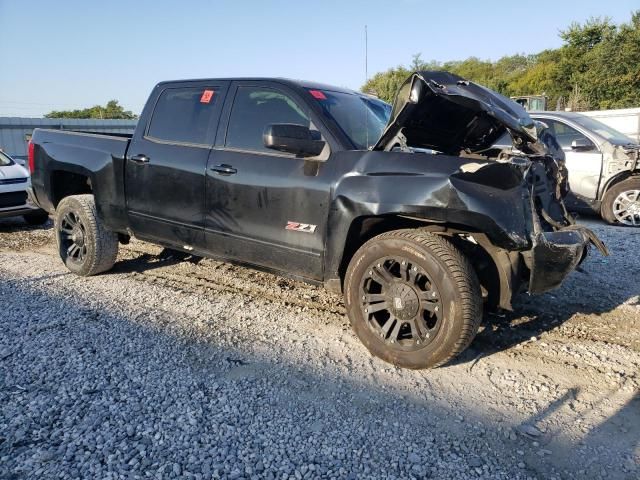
[129,154,150,164]
[210,164,237,175]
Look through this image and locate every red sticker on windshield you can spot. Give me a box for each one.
[309,89,326,100]
[200,90,214,103]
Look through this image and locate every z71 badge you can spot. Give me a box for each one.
[285,221,317,233]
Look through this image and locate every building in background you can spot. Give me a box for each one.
[580,108,640,143]
[0,118,137,163]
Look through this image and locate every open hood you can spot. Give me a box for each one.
[373,71,538,155]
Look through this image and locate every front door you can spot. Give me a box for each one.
[543,118,603,206]
[204,82,333,280]
[125,82,228,248]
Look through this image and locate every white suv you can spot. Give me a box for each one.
[0,150,49,225]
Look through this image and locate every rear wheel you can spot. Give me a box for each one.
[601,177,640,226]
[344,229,482,369]
[23,210,49,225]
[54,194,119,276]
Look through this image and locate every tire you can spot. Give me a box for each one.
[601,177,640,226]
[344,229,482,369]
[23,210,49,225]
[54,194,119,276]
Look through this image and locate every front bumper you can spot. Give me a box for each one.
[524,226,608,294]
[0,188,44,219]
[0,204,42,219]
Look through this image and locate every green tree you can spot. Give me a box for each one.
[45,100,137,119]
[361,11,640,111]
[362,65,412,103]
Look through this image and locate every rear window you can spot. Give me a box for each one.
[147,87,219,145]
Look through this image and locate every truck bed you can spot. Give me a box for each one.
[30,128,131,224]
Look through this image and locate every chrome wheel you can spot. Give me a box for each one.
[612,189,640,226]
[360,256,442,352]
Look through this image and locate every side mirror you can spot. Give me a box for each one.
[571,138,594,151]
[263,124,325,158]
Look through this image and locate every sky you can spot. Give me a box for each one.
[1,0,638,117]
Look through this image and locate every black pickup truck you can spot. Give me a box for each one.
[29,71,606,369]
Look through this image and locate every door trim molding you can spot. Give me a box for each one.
[205,227,321,258]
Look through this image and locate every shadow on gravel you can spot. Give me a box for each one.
[0,217,52,233]
[3,276,635,479]
[111,248,203,274]
[581,392,640,473]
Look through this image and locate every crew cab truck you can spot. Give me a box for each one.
[29,71,606,369]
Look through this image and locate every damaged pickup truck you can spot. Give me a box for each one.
[28,71,607,368]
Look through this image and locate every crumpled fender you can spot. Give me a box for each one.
[323,150,536,279]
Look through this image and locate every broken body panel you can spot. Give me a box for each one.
[366,71,607,299]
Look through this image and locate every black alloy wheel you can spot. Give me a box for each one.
[360,256,442,351]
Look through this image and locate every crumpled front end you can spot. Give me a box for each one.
[366,69,609,298]
[516,134,609,294]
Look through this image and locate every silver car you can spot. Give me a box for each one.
[496,112,640,226]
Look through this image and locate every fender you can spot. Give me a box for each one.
[323,150,535,282]
[32,129,130,232]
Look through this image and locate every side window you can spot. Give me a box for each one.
[147,87,219,145]
[544,119,592,150]
[225,86,310,153]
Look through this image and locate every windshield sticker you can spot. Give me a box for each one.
[200,90,215,103]
[308,90,327,100]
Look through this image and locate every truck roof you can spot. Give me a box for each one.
[155,77,359,95]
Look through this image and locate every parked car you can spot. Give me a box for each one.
[492,112,640,226]
[0,149,49,224]
[28,71,606,369]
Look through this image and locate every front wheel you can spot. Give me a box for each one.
[344,230,482,369]
[54,194,119,276]
[601,177,640,226]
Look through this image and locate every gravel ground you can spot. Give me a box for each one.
[0,215,638,479]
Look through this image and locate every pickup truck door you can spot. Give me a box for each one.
[542,118,603,205]
[125,82,228,248]
[204,82,334,281]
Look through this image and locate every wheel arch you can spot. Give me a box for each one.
[599,170,638,200]
[50,169,93,208]
[330,214,523,310]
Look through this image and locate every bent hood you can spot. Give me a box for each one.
[373,71,538,155]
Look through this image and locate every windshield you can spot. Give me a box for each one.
[307,89,391,150]
[571,115,635,146]
[0,150,13,167]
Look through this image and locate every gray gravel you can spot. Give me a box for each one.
[0,216,638,479]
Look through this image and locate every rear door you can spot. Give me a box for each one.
[204,81,334,280]
[125,82,228,248]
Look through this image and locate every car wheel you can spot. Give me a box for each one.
[23,210,49,225]
[54,194,119,276]
[601,177,640,226]
[344,229,483,369]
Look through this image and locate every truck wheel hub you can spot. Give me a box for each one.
[389,283,419,320]
[72,227,85,247]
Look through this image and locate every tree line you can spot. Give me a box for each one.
[362,12,640,111]
[45,100,137,119]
